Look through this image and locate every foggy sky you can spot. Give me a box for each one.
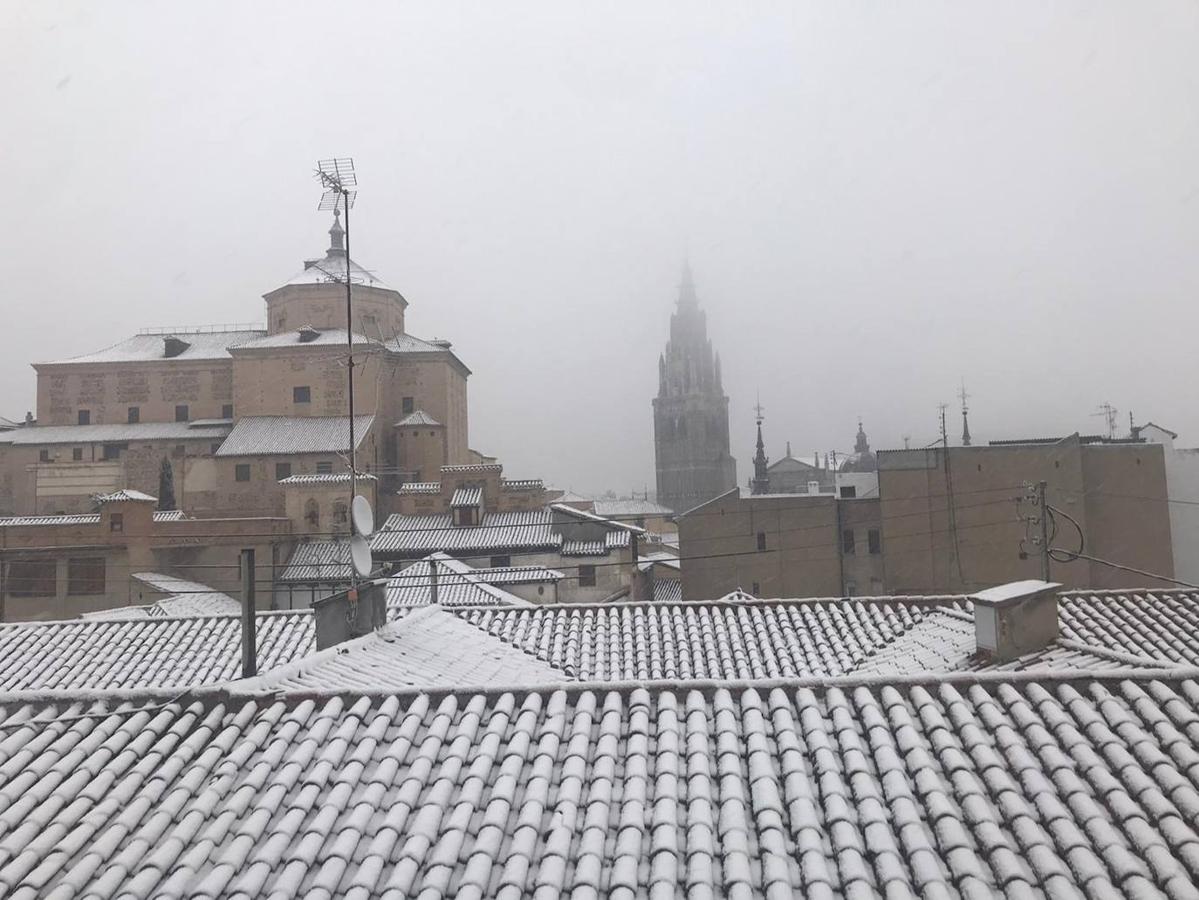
[3,2,1199,495]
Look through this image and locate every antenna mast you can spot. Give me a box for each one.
[315,157,359,579]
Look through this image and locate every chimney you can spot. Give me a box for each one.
[312,579,387,650]
[971,580,1062,662]
[807,480,821,494]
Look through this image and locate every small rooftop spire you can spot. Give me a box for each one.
[328,208,345,255]
[751,395,770,495]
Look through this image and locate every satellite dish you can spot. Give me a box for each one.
[351,495,375,537]
[350,534,373,577]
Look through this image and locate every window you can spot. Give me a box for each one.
[842,529,856,555]
[38,449,50,463]
[304,499,320,528]
[846,581,857,597]
[402,396,415,415]
[868,529,882,555]
[109,513,123,533]
[221,403,234,419]
[67,558,105,596]
[293,386,311,404]
[839,485,857,498]
[235,463,251,482]
[315,461,333,475]
[751,581,761,595]
[127,406,140,424]
[7,559,56,597]
[77,410,90,425]
[72,447,83,461]
[756,531,767,552]
[333,502,348,525]
[275,462,292,481]
[175,404,189,422]
[453,506,479,526]
[578,564,597,587]
[102,444,124,460]
[490,555,511,568]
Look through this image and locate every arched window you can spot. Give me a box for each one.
[304,499,319,529]
[333,501,348,526]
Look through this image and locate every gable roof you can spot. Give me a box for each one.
[384,556,533,609]
[372,509,558,555]
[395,410,442,427]
[0,611,314,692]
[243,606,570,691]
[215,415,374,457]
[0,420,232,446]
[84,573,241,620]
[1,669,1196,897]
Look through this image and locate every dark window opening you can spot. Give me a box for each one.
[276,462,292,481]
[452,506,480,527]
[68,557,106,596]
[333,502,348,525]
[578,565,597,587]
[175,404,189,422]
[304,499,320,528]
[316,461,333,475]
[127,407,140,424]
[402,396,415,415]
[77,410,90,425]
[839,485,857,498]
[751,581,761,595]
[842,529,856,555]
[7,559,56,597]
[102,443,125,461]
[109,513,123,533]
[38,449,50,463]
[756,531,767,551]
[235,463,251,482]
[868,529,882,555]
[490,555,511,568]
[72,447,83,461]
[221,403,234,419]
[293,386,311,404]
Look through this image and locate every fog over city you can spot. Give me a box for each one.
[4,1,1198,495]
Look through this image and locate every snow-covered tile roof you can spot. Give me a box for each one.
[395,410,441,427]
[230,327,381,350]
[652,578,683,603]
[0,509,187,528]
[461,597,953,681]
[277,471,377,485]
[384,556,532,609]
[277,541,353,584]
[215,415,374,456]
[1059,589,1199,665]
[247,606,569,691]
[0,420,232,446]
[464,565,564,584]
[94,488,157,504]
[592,498,674,518]
[450,486,482,508]
[80,573,242,620]
[36,328,265,365]
[3,672,1198,896]
[396,481,440,495]
[372,509,558,555]
[0,610,314,691]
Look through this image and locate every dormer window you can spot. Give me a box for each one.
[452,506,479,527]
[298,326,320,344]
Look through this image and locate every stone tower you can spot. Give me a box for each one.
[652,264,737,512]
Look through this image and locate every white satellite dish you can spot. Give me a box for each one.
[351,495,375,537]
[350,534,373,577]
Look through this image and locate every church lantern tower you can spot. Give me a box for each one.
[652,264,737,512]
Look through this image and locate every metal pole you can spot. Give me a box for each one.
[344,195,358,590]
[240,548,256,678]
[429,558,439,605]
[629,531,640,602]
[1037,480,1051,581]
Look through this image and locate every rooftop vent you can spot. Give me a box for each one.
[163,336,191,358]
[971,579,1061,662]
[302,259,319,271]
[298,326,321,344]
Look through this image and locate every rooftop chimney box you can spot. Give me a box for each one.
[312,580,386,651]
[971,580,1061,662]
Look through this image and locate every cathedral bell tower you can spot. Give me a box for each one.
[652,264,738,512]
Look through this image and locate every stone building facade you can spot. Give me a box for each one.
[2,211,472,523]
[652,266,737,513]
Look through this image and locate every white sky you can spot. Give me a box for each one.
[3,2,1198,494]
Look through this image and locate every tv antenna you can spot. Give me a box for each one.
[314,157,372,588]
[1092,402,1119,440]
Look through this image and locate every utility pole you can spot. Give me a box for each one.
[429,557,439,606]
[240,548,256,678]
[1036,481,1050,580]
